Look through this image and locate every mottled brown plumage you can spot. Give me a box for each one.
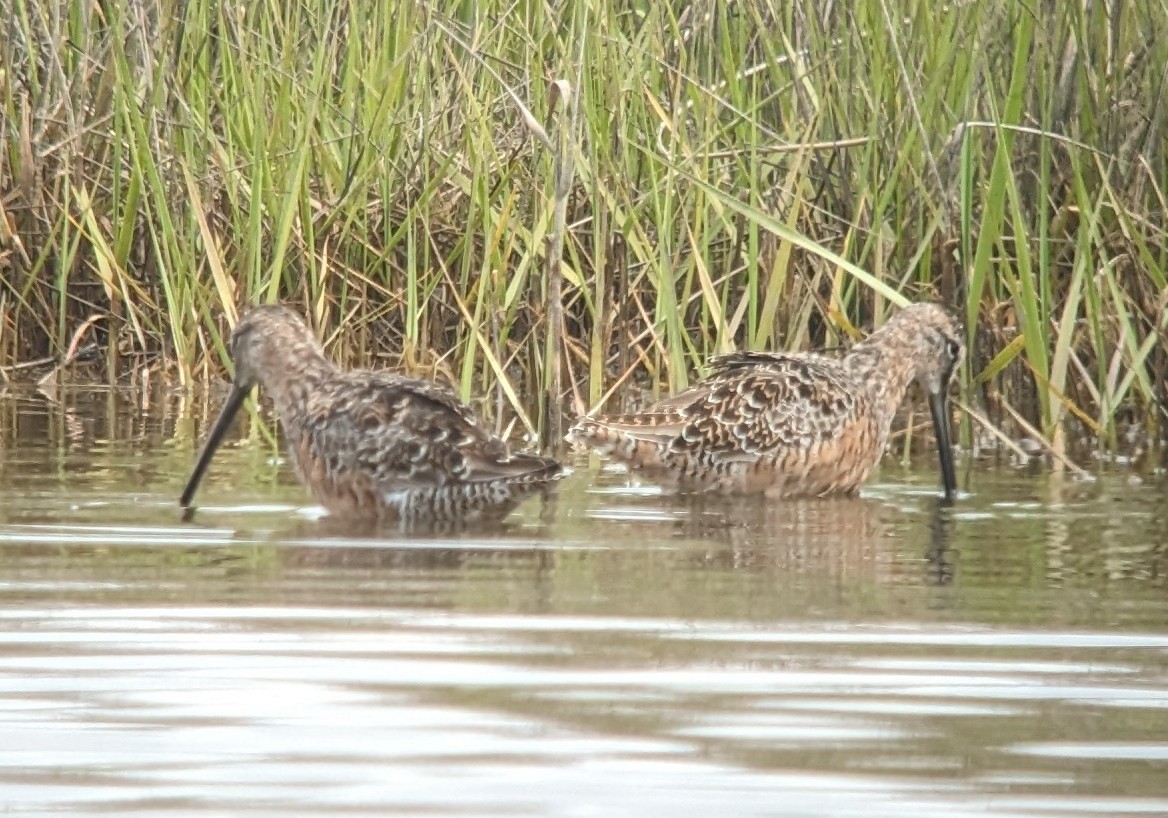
[180,305,564,525]
[567,302,964,500]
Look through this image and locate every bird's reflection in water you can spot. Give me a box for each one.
[597,492,889,581]
[276,489,561,539]
[925,496,956,586]
[579,484,964,588]
[268,495,560,573]
[286,512,518,541]
[261,487,954,590]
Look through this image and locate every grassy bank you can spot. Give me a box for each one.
[1,0,1165,461]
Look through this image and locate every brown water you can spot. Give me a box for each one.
[1,388,1166,817]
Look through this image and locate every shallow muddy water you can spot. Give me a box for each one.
[0,388,1166,816]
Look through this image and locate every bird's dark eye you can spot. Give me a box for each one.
[945,338,962,360]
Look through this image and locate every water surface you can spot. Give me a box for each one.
[1,388,1165,816]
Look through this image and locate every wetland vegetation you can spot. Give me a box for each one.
[2,0,1165,465]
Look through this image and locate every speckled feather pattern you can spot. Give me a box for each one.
[228,306,563,523]
[567,303,964,496]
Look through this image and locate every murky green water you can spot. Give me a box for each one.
[1,388,1166,816]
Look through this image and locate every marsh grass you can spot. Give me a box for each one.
[1,0,1165,463]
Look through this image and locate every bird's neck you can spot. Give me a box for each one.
[842,320,921,433]
[255,339,337,418]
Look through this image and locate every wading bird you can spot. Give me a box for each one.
[567,302,963,500]
[180,305,564,526]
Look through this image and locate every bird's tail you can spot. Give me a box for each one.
[501,451,567,484]
[566,415,681,471]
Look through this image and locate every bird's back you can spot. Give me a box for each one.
[567,352,884,496]
[282,370,563,521]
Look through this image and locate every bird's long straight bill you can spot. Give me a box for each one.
[928,391,958,502]
[179,383,250,517]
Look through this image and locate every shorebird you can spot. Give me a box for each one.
[180,305,564,526]
[567,302,963,500]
